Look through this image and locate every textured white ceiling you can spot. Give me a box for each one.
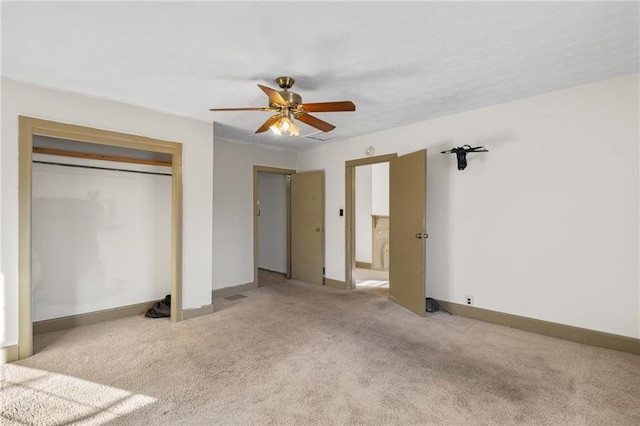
[2,2,638,151]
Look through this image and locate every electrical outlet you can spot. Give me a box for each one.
[465,295,474,306]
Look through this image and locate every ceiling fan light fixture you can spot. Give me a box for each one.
[269,124,282,136]
[270,113,300,136]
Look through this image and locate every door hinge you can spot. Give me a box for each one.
[323,267,325,275]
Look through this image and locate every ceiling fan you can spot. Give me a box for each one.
[209,76,356,136]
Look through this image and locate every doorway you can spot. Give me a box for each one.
[17,116,183,360]
[345,154,396,289]
[353,163,390,295]
[253,166,325,288]
[346,150,427,316]
[253,166,295,287]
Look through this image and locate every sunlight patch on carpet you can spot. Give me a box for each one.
[355,280,389,288]
[1,365,156,425]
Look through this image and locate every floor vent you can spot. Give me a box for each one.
[224,294,248,301]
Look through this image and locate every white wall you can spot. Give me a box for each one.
[1,78,214,347]
[355,165,372,263]
[371,162,389,216]
[297,74,639,338]
[258,172,287,273]
[212,138,296,289]
[31,156,171,321]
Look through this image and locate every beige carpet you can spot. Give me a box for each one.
[2,280,639,425]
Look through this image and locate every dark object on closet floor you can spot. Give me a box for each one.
[145,294,171,318]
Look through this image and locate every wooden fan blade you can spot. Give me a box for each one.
[301,101,356,113]
[255,115,281,133]
[258,84,287,106]
[209,107,271,111]
[296,113,336,132]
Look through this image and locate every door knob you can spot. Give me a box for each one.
[315,227,324,232]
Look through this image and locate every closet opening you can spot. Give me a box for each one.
[18,116,183,360]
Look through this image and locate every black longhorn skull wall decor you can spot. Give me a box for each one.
[441,145,488,170]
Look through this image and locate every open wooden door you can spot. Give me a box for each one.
[389,150,427,316]
[291,170,324,286]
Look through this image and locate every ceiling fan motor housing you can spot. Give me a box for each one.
[273,76,302,107]
[279,90,302,106]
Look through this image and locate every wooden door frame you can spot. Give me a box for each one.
[18,116,183,360]
[252,166,296,285]
[345,153,397,289]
